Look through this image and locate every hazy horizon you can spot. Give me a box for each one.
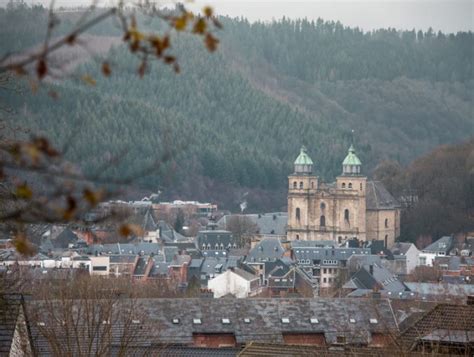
[1,0,472,33]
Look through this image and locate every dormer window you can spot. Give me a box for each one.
[243,318,251,324]
[172,318,180,324]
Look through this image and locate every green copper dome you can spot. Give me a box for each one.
[294,146,313,165]
[342,144,362,166]
[294,146,313,174]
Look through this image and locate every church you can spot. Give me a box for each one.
[287,145,401,247]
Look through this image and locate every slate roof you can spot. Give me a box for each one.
[404,283,474,297]
[391,242,415,256]
[158,221,188,243]
[88,242,162,256]
[422,236,453,254]
[218,213,287,236]
[247,238,285,262]
[51,228,78,249]
[24,297,400,354]
[196,230,236,250]
[294,247,370,265]
[109,254,137,264]
[366,181,400,210]
[346,263,406,294]
[264,259,292,278]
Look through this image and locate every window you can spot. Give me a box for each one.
[243,318,251,324]
[222,318,231,324]
[310,318,319,324]
[349,318,356,323]
[293,181,297,189]
[338,236,342,244]
[320,202,326,210]
[323,268,327,274]
[296,234,300,240]
[337,336,346,344]
[281,318,290,324]
[296,208,300,221]
[172,318,180,324]
[360,183,363,190]
[299,181,303,189]
[320,215,326,227]
[342,183,346,188]
[385,218,388,228]
[369,318,378,324]
[193,318,202,325]
[311,182,314,189]
[348,183,352,189]
[385,235,388,248]
[344,209,350,221]
[323,277,327,283]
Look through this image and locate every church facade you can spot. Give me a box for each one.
[287,145,401,247]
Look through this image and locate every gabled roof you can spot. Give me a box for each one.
[397,303,474,352]
[217,212,287,236]
[27,297,398,349]
[366,181,400,210]
[422,236,453,254]
[247,238,285,262]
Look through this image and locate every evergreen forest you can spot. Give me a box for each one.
[2,4,473,216]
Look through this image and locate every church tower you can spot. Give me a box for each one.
[335,144,367,243]
[287,146,318,241]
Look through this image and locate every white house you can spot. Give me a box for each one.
[389,242,420,274]
[208,268,260,298]
[418,236,453,267]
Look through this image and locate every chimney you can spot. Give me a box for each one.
[467,295,474,305]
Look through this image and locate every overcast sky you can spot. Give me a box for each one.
[5,0,473,33]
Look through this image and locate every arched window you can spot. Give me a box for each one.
[293,181,297,189]
[296,234,300,240]
[320,215,326,227]
[296,208,301,221]
[385,218,388,228]
[348,183,352,189]
[344,209,350,221]
[384,235,388,248]
[320,202,326,210]
[299,181,304,189]
[342,183,346,189]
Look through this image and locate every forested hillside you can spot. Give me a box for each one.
[2,5,473,211]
